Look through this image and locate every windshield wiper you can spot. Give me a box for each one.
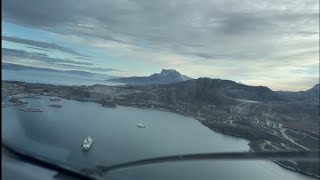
[2,141,98,180]
[96,151,319,173]
[3,140,319,179]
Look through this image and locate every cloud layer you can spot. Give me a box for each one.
[2,36,90,58]
[2,0,319,90]
[2,48,122,73]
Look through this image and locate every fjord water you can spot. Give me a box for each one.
[2,97,315,180]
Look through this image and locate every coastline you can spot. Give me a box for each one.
[273,161,319,179]
[2,79,319,179]
[40,95,320,179]
[123,104,319,179]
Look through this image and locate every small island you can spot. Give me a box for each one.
[19,108,43,112]
[2,97,28,107]
[48,104,63,108]
[2,101,28,107]
[49,98,61,102]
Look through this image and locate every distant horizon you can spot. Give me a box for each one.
[2,61,318,92]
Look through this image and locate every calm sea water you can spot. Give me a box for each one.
[2,69,123,86]
[2,96,315,180]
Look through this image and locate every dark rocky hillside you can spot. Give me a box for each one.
[276,84,319,105]
[128,78,284,105]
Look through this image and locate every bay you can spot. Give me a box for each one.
[2,96,315,180]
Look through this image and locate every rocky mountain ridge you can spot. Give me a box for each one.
[108,69,192,85]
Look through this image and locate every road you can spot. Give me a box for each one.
[280,129,310,151]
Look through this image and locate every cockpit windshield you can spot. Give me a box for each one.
[2,0,319,180]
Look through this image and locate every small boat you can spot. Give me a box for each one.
[81,136,93,151]
[136,123,145,128]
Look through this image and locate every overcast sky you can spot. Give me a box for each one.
[2,0,319,91]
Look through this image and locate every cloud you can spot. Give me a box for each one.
[2,48,92,66]
[3,0,318,47]
[2,0,319,90]
[26,46,53,52]
[2,0,77,26]
[88,67,123,72]
[2,36,91,58]
[2,48,123,73]
[53,63,123,72]
[76,56,91,61]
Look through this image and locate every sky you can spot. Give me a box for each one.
[2,0,319,91]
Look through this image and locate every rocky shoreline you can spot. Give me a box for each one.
[2,101,28,107]
[37,95,320,178]
[48,104,63,108]
[19,108,43,112]
[200,120,320,179]
[144,105,320,178]
[68,99,320,178]
[273,161,319,179]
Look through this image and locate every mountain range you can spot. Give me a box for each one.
[112,78,319,132]
[2,70,318,177]
[122,77,318,105]
[276,84,319,105]
[108,69,192,85]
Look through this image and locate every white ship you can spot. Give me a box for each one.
[136,123,145,128]
[81,136,93,151]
